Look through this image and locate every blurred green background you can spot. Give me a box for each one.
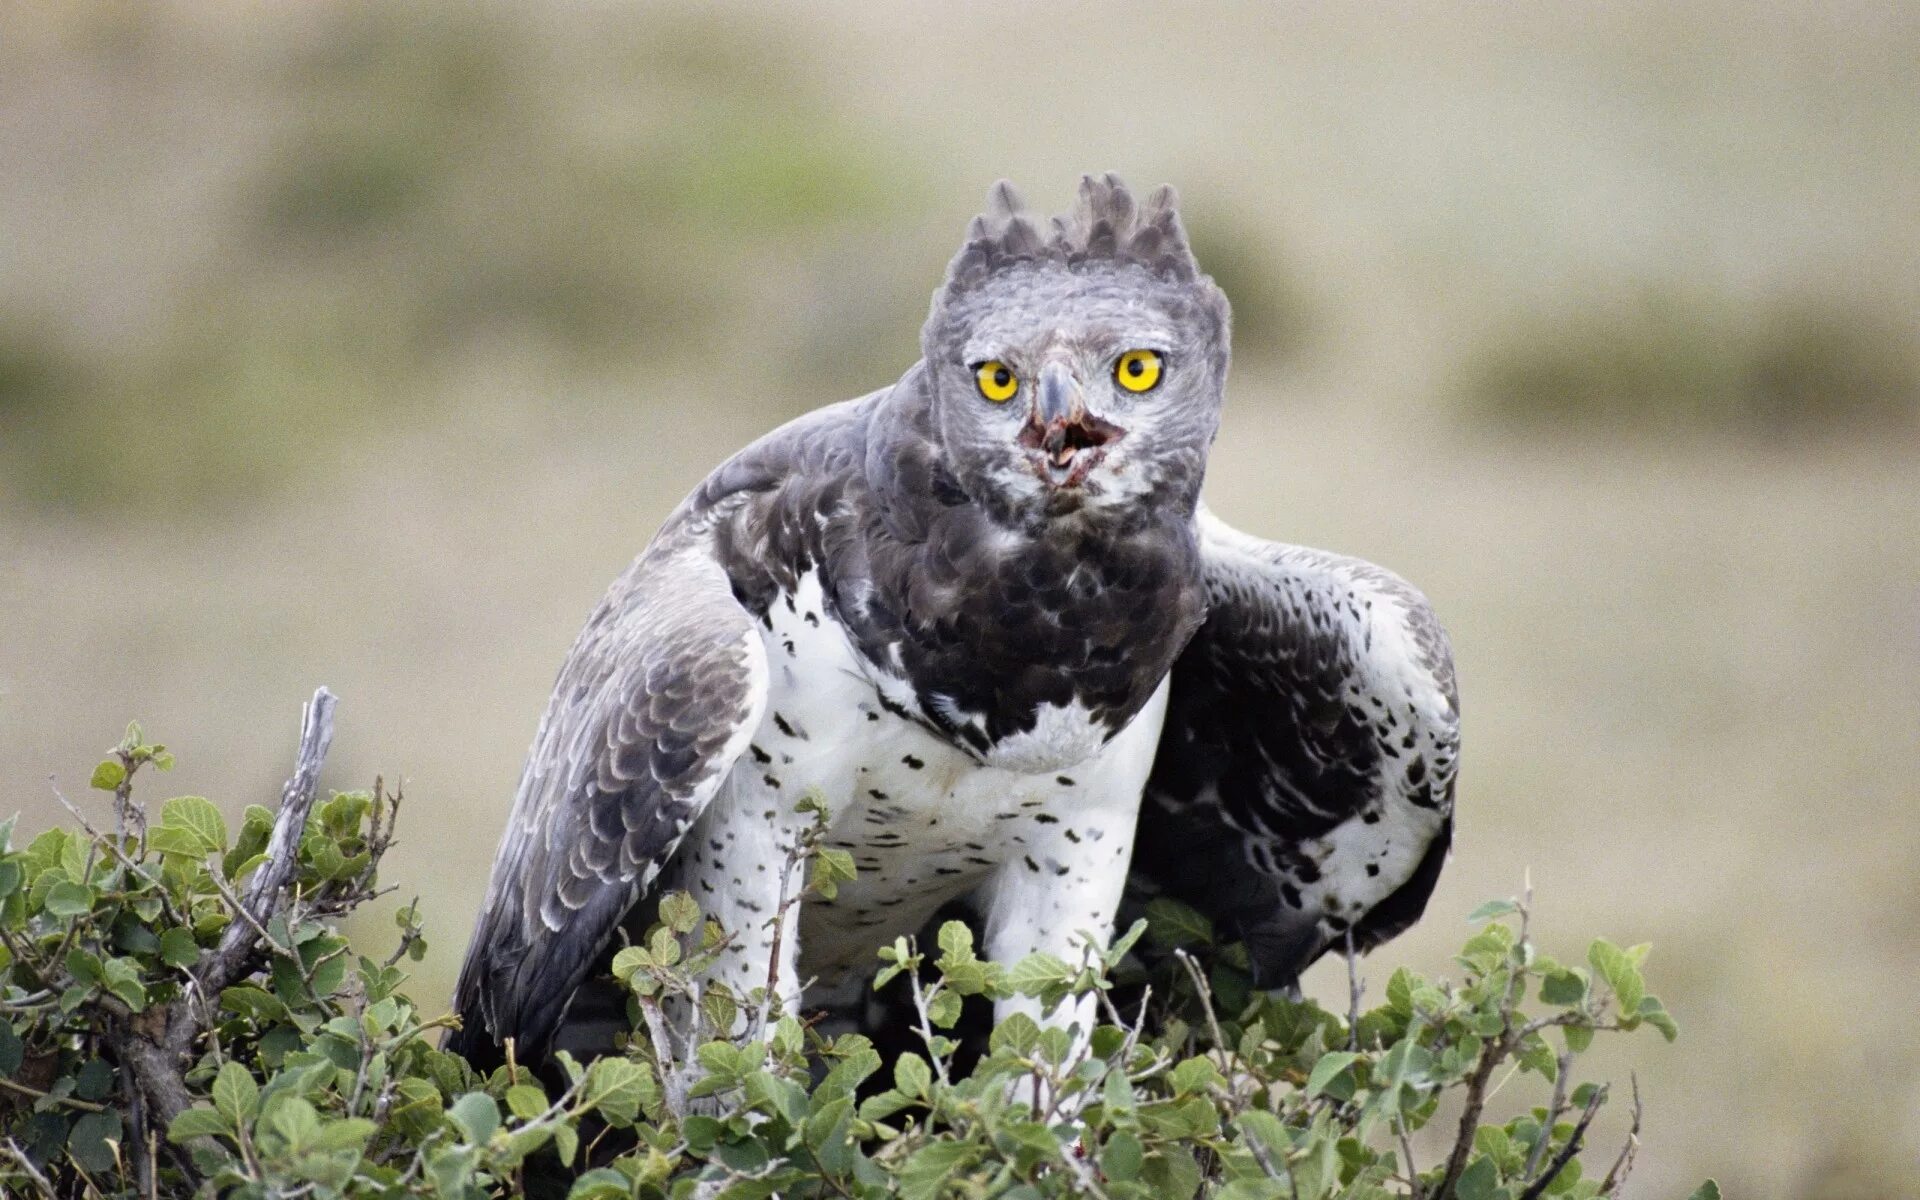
[3,3,1916,1195]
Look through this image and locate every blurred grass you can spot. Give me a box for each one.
[0,4,927,512]
[2,3,1918,1197]
[1463,287,1918,433]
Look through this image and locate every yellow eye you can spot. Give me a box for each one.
[1115,349,1163,392]
[974,360,1019,403]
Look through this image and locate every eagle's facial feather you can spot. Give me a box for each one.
[920,177,1230,525]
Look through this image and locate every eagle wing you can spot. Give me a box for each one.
[1135,509,1460,988]
[448,530,768,1066]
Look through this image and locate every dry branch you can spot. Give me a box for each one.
[119,688,337,1132]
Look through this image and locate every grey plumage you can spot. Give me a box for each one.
[448,176,1459,1070]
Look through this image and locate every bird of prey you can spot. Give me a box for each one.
[448,176,1459,1072]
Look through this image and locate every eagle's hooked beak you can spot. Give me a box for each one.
[1021,361,1123,487]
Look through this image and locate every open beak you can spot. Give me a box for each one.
[1019,362,1124,487]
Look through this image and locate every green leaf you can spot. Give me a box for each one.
[101,958,148,1012]
[899,1141,979,1200]
[610,945,650,983]
[448,1091,500,1144]
[1107,916,1149,964]
[269,1096,322,1147]
[1539,968,1589,1006]
[310,1116,376,1154]
[67,1111,123,1174]
[568,1168,635,1200]
[43,879,95,918]
[937,920,976,963]
[811,847,857,900]
[89,760,126,791]
[893,1051,932,1098]
[1685,1183,1722,1200]
[1455,1154,1503,1200]
[75,1063,115,1104]
[658,890,701,934]
[989,1011,1041,1058]
[159,927,200,968]
[1306,1050,1361,1098]
[220,984,290,1023]
[167,1106,232,1143]
[858,1088,913,1122]
[213,1062,260,1125]
[1007,951,1074,1002]
[1101,1130,1145,1182]
[505,1083,549,1121]
[1636,995,1680,1042]
[158,795,228,856]
[1386,967,1418,1015]
[583,1057,651,1126]
[1587,938,1645,1015]
[1144,896,1214,947]
[1466,898,1519,924]
[551,1120,579,1167]
[389,1077,444,1140]
[1142,1147,1205,1199]
[1170,1055,1224,1095]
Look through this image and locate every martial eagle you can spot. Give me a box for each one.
[448,176,1459,1070]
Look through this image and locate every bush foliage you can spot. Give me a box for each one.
[0,704,1713,1199]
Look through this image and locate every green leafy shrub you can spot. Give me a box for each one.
[0,696,1714,1198]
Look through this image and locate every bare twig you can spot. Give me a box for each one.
[754,829,808,1041]
[904,964,953,1085]
[1172,949,1231,1068]
[1522,1049,1577,1180]
[1396,1115,1425,1200]
[1435,883,1533,1199]
[638,995,689,1118]
[1517,1083,1606,1200]
[1,1138,59,1199]
[122,1064,154,1199]
[0,1075,109,1112]
[234,689,338,938]
[1344,925,1364,1052]
[201,860,294,957]
[119,688,337,1133]
[1601,1075,1643,1197]
[384,895,425,968]
[1054,1136,1115,1200]
[47,783,185,928]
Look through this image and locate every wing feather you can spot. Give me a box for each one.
[1136,509,1460,987]
[448,531,767,1066]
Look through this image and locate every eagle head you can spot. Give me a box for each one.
[919,174,1232,523]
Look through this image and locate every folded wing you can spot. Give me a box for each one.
[1136,509,1460,988]
[448,533,767,1067]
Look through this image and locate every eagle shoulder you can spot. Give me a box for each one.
[1134,508,1460,987]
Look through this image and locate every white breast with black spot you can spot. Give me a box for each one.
[664,570,1162,996]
